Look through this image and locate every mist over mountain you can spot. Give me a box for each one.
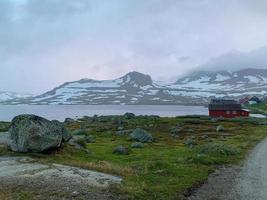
[198,46,267,72]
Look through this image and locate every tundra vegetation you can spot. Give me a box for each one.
[244,102,267,116]
[0,114,267,200]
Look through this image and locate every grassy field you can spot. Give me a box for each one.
[0,115,267,200]
[244,103,267,116]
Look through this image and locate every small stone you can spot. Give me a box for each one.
[185,138,197,148]
[71,191,79,197]
[129,128,153,143]
[113,145,130,155]
[131,142,144,148]
[117,126,124,131]
[216,125,225,132]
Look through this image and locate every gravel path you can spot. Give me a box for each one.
[187,137,267,200]
[230,137,267,200]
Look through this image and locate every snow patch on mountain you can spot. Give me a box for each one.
[0,92,31,102]
[2,68,267,105]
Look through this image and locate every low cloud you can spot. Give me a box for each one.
[0,0,267,93]
[199,46,267,71]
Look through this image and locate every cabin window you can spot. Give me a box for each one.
[232,111,237,114]
[226,111,230,114]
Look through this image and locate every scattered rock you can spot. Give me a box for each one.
[64,118,75,124]
[72,128,91,135]
[211,118,219,123]
[129,128,153,143]
[84,135,96,143]
[71,191,80,197]
[124,112,135,119]
[188,129,195,133]
[197,142,238,156]
[216,125,225,132]
[117,126,124,131]
[9,115,71,153]
[113,118,124,126]
[201,135,209,140]
[131,142,144,148]
[68,135,95,149]
[170,123,184,137]
[116,129,133,136]
[185,138,197,148]
[185,119,201,124]
[170,127,182,136]
[113,145,130,155]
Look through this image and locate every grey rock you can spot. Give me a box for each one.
[116,129,133,136]
[124,112,135,119]
[84,135,96,143]
[216,125,225,132]
[72,128,91,135]
[129,128,153,143]
[185,138,197,148]
[170,127,182,136]
[117,126,124,131]
[9,115,71,153]
[113,145,130,155]
[131,142,144,148]
[64,118,75,123]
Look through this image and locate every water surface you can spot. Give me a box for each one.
[0,105,208,121]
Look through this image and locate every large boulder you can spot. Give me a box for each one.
[9,115,71,153]
[129,128,153,143]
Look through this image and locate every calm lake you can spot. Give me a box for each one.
[0,105,208,121]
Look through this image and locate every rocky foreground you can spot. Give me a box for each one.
[1,114,267,199]
[0,156,122,200]
[0,115,124,200]
[0,135,123,200]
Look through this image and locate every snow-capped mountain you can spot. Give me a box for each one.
[3,68,267,105]
[170,68,267,98]
[0,91,32,102]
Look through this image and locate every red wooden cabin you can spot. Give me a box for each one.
[209,99,249,118]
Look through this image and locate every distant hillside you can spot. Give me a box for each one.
[0,91,31,103]
[2,68,267,105]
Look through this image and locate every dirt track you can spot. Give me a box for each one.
[187,137,267,200]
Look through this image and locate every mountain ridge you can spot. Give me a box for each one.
[2,68,267,105]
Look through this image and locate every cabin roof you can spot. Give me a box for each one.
[209,99,242,111]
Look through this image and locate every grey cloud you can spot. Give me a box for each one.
[0,0,267,93]
[199,46,267,71]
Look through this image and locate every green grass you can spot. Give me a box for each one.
[1,116,267,200]
[244,103,267,115]
[0,122,10,132]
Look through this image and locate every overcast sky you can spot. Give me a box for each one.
[1,0,267,94]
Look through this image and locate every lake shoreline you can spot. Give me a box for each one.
[0,105,209,121]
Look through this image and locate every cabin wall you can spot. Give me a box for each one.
[209,110,249,118]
